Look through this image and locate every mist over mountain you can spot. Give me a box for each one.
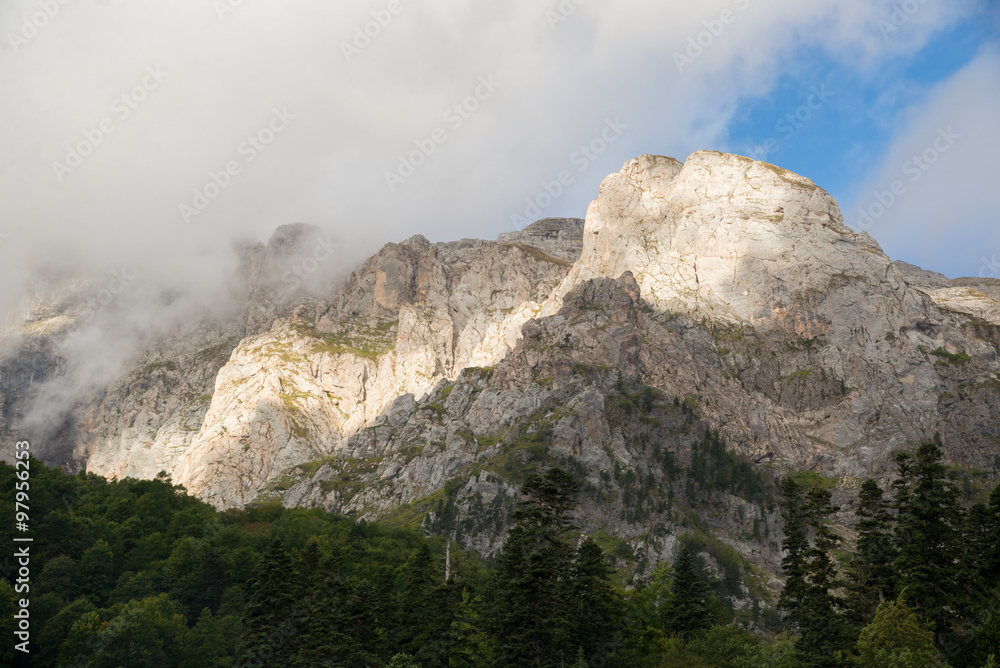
[3,152,998,604]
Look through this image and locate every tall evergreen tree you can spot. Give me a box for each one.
[892,441,970,641]
[846,478,896,629]
[448,589,492,668]
[486,467,578,667]
[237,539,297,667]
[778,476,810,631]
[569,536,623,663]
[663,544,712,637]
[397,542,457,667]
[778,477,850,666]
[799,485,850,665]
[977,482,1000,586]
[290,548,356,667]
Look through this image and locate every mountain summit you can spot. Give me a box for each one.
[3,150,998,592]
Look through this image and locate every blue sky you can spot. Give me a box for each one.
[718,8,998,277]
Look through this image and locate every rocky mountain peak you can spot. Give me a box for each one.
[556,150,896,332]
[3,152,998,590]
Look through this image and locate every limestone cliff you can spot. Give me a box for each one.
[3,151,998,609]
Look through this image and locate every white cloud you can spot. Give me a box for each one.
[0,0,987,419]
[846,46,1000,278]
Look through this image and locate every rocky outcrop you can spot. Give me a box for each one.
[169,220,584,506]
[2,153,998,605]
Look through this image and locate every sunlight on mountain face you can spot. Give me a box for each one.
[1,2,997,666]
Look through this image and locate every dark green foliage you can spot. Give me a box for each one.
[485,468,624,666]
[664,544,712,636]
[59,594,189,667]
[892,441,971,641]
[395,543,459,666]
[180,608,241,667]
[569,537,624,662]
[36,554,77,601]
[486,468,579,666]
[778,477,809,631]
[974,483,1000,586]
[777,477,850,666]
[798,486,850,665]
[6,446,1000,667]
[689,428,769,503]
[236,539,297,666]
[0,458,485,667]
[845,479,895,629]
[76,539,114,606]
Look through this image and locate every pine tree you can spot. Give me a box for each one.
[978,482,1000,586]
[778,476,810,631]
[397,542,457,667]
[663,543,711,637]
[892,441,970,641]
[568,536,623,663]
[486,468,578,666]
[799,485,850,665]
[291,548,352,667]
[339,578,388,666]
[778,477,850,666]
[237,539,297,667]
[447,589,492,668]
[846,479,896,629]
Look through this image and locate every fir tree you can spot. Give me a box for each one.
[663,543,712,636]
[799,485,850,665]
[846,479,896,630]
[778,477,850,666]
[892,441,970,641]
[237,539,297,667]
[290,548,353,667]
[569,536,623,663]
[486,468,578,666]
[397,542,457,667]
[447,589,492,668]
[778,476,810,631]
[977,482,1000,586]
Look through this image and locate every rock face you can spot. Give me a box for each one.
[3,152,999,606]
[130,222,579,507]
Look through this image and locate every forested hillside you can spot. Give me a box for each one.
[2,453,998,667]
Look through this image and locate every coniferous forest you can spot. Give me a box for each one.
[2,447,999,667]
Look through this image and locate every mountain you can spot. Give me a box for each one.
[3,150,998,608]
